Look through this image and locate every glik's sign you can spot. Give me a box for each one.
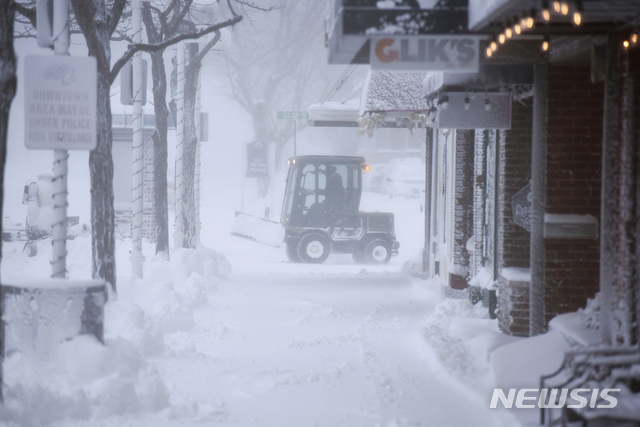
[370,36,479,72]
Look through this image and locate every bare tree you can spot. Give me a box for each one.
[221,0,328,187]
[15,0,240,293]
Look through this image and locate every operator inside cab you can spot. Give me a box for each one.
[325,166,347,216]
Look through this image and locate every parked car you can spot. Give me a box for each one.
[381,158,425,198]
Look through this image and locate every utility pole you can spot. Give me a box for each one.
[174,42,185,248]
[130,0,145,277]
[194,72,201,247]
[51,0,70,278]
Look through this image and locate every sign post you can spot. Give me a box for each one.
[277,111,308,156]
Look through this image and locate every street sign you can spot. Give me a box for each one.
[24,55,97,150]
[277,111,308,120]
[370,35,480,72]
[246,141,269,178]
[120,58,148,105]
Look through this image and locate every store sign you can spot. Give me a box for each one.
[246,141,269,178]
[24,55,97,150]
[511,183,531,232]
[370,36,480,72]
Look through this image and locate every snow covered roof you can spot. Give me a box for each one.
[359,71,429,115]
[307,99,360,122]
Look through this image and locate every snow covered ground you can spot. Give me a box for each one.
[0,187,525,426]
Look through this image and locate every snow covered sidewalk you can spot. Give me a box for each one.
[0,233,519,426]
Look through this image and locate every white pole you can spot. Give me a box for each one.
[194,71,201,247]
[51,0,69,278]
[130,0,145,278]
[174,41,185,248]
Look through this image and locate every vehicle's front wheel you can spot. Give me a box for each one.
[297,233,331,264]
[286,241,301,263]
[365,239,392,264]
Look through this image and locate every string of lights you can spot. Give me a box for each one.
[486,1,640,58]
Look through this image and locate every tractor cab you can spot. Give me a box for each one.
[281,156,363,229]
[281,155,399,264]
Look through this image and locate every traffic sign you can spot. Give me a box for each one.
[24,55,97,150]
[277,111,308,120]
[246,141,269,178]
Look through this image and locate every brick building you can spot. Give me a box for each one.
[422,1,640,344]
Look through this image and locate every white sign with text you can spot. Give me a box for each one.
[370,35,480,72]
[24,55,97,150]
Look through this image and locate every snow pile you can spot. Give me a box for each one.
[469,266,495,289]
[0,236,230,426]
[579,292,601,330]
[422,296,496,379]
[1,335,169,426]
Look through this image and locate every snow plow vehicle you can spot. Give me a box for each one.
[232,155,400,264]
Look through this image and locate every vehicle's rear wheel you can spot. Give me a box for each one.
[286,241,301,263]
[297,233,331,264]
[365,239,392,264]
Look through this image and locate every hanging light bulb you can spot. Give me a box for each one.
[541,35,550,52]
[573,1,582,26]
[623,39,630,49]
[520,15,528,28]
[486,46,493,57]
[631,34,638,44]
[491,38,498,51]
[542,1,550,21]
[505,25,513,39]
[526,10,535,29]
[560,2,569,15]
[499,33,506,44]
[553,1,561,13]
[514,21,522,35]
[484,98,492,112]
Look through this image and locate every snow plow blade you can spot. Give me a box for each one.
[230,212,285,248]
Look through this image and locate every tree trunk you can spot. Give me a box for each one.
[91,72,117,292]
[0,0,17,401]
[142,6,170,257]
[70,0,118,294]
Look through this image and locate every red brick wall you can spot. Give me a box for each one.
[451,129,474,289]
[545,65,603,322]
[498,100,533,270]
[497,100,533,336]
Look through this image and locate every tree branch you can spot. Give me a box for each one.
[15,2,36,28]
[109,14,242,85]
[108,0,128,37]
